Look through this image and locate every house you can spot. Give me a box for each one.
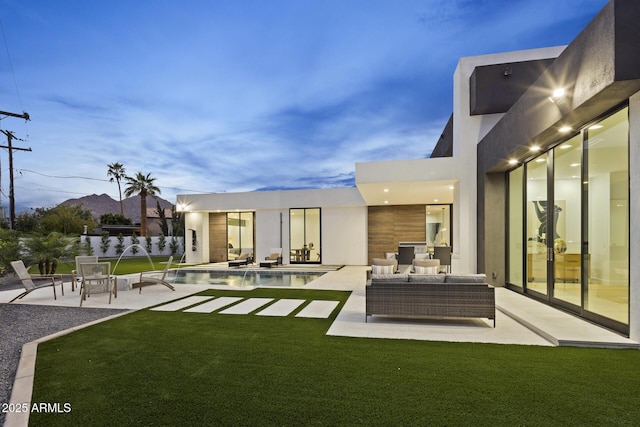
[177,0,639,339]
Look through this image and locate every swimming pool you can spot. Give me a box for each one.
[167,270,325,287]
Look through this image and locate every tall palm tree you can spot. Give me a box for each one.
[107,162,126,216]
[124,172,161,237]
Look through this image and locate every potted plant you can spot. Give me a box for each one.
[24,232,79,275]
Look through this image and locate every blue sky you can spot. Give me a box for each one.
[0,0,607,211]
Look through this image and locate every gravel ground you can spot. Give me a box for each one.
[0,298,129,425]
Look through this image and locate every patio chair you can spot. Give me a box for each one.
[80,262,115,306]
[71,255,98,292]
[433,246,452,273]
[131,256,175,293]
[261,248,283,268]
[9,260,64,303]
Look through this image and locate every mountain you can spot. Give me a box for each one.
[61,193,174,222]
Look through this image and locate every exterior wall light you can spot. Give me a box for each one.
[549,88,566,103]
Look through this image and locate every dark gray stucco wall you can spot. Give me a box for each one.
[477,0,640,281]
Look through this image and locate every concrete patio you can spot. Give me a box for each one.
[1,265,637,348]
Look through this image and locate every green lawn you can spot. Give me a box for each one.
[31,256,180,276]
[30,288,640,426]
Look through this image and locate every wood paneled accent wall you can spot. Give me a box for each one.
[367,205,426,264]
[209,212,228,262]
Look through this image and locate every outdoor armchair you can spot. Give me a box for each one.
[71,255,98,292]
[80,262,115,306]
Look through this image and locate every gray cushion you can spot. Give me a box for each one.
[408,274,446,283]
[413,258,440,268]
[371,274,408,282]
[445,274,487,283]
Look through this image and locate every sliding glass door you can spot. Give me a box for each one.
[507,106,629,334]
[227,212,254,260]
[290,208,321,264]
[526,152,548,296]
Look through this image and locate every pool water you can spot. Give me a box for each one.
[168,270,324,287]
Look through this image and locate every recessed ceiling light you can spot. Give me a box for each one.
[559,126,572,133]
[530,145,540,152]
[384,200,389,204]
[383,188,389,192]
[448,185,454,190]
[434,199,439,202]
[508,159,518,165]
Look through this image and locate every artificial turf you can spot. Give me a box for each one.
[35,256,180,276]
[30,288,640,426]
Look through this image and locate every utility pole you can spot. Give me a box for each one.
[0,110,31,229]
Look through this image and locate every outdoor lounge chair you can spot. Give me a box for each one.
[131,256,175,293]
[71,255,98,292]
[80,262,116,306]
[228,253,251,268]
[9,260,64,303]
[260,248,282,268]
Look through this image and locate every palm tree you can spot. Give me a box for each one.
[124,172,161,237]
[107,162,126,216]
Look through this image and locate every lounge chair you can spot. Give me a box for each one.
[228,253,251,268]
[260,248,282,268]
[80,262,116,306]
[9,260,64,303]
[131,256,175,293]
[71,255,98,292]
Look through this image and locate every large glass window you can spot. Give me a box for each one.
[508,167,524,287]
[585,108,629,325]
[526,152,548,295]
[507,106,629,334]
[290,208,321,263]
[552,135,582,306]
[227,212,254,261]
[425,204,451,248]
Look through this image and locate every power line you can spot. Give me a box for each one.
[17,169,217,194]
[19,169,110,182]
[0,19,24,111]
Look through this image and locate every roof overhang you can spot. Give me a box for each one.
[355,157,460,206]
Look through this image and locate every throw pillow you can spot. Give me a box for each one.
[414,266,438,275]
[372,264,393,275]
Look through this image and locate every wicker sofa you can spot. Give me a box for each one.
[365,272,496,326]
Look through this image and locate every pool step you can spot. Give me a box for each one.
[151,296,340,319]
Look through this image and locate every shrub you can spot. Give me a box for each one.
[115,233,125,256]
[100,231,111,255]
[157,233,166,254]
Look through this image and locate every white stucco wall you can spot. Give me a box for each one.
[255,209,287,262]
[321,206,368,265]
[452,47,566,273]
[179,188,367,265]
[184,212,209,264]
